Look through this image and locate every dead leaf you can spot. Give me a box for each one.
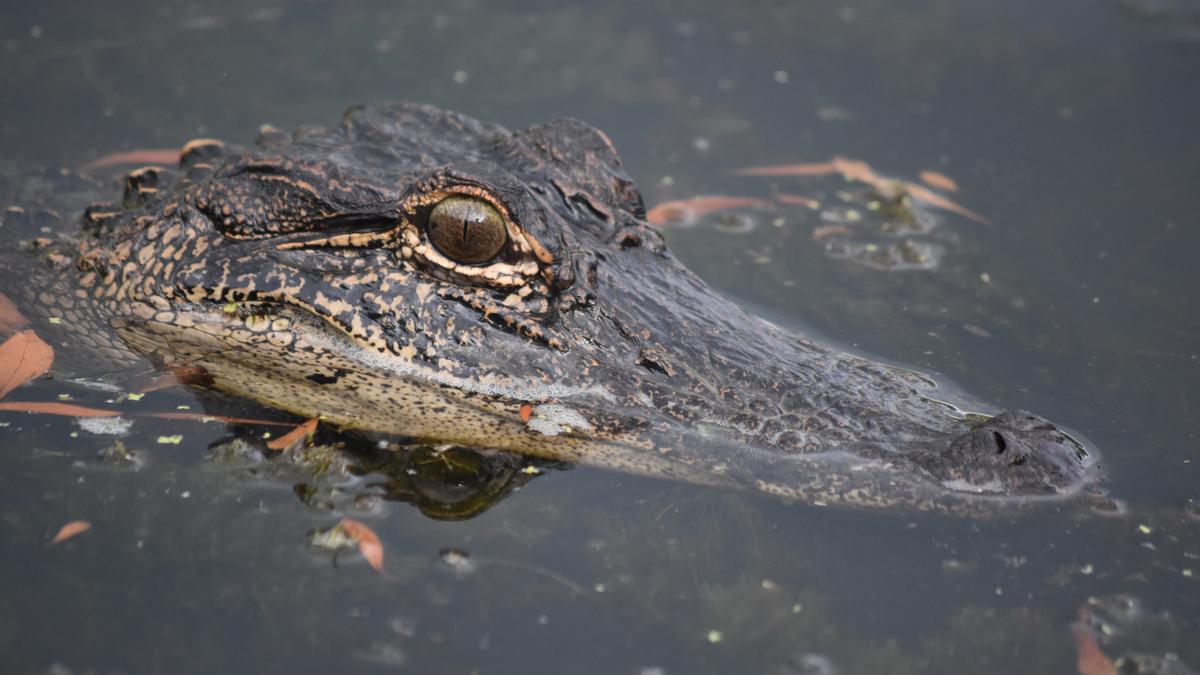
[51,520,91,543]
[337,518,384,572]
[733,161,839,177]
[144,411,298,427]
[901,183,991,224]
[266,417,319,450]
[0,330,55,399]
[646,196,770,226]
[0,401,119,417]
[919,170,959,192]
[519,403,534,423]
[81,149,180,171]
[774,193,820,209]
[811,225,854,241]
[737,156,989,224]
[1072,624,1117,675]
[0,291,30,334]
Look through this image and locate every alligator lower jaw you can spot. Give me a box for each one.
[112,302,1098,514]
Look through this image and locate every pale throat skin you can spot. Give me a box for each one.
[6,102,1096,514]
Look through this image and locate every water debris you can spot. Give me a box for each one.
[312,518,385,572]
[81,148,180,172]
[156,435,183,444]
[734,156,990,224]
[439,547,476,576]
[0,401,119,417]
[810,224,853,241]
[919,170,960,192]
[518,403,534,423]
[266,417,319,451]
[0,330,55,399]
[1071,622,1117,675]
[774,193,821,209]
[645,196,770,227]
[143,411,297,426]
[0,291,30,333]
[51,520,91,544]
[338,519,384,572]
[77,415,133,436]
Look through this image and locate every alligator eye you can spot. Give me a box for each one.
[427,196,508,265]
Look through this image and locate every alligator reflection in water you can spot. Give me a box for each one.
[1,103,1098,513]
[204,424,549,520]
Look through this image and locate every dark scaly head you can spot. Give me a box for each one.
[79,103,1096,513]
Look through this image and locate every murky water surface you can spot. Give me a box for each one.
[2,1,1198,673]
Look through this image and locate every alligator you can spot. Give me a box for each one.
[0,102,1096,513]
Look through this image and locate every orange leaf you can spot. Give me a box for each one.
[519,403,534,423]
[266,417,319,450]
[737,156,989,224]
[774,193,820,209]
[338,518,384,572]
[0,401,119,417]
[81,148,180,171]
[51,520,91,543]
[0,291,30,334]
[919,170,959,192]
[144,411,299,427]
[646,196,769,226]
[902,183,990,224]
[811,225,853,241]
[733,161,839,177]
[1072,624,1117,675]
[0,330,55,399]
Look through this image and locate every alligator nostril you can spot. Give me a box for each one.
[992,431,1008,454]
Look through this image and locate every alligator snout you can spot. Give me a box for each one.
[918,410,1092,496]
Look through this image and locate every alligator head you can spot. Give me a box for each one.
[52,103,1095,512]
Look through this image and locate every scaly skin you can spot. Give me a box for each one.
[0,103,1096,513]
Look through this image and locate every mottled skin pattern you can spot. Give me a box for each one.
[1,103,1096,513]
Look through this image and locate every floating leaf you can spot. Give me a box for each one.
[144,411,297,427]
[0,330,55,399]
[737,156,990,224]
[519,403,534,423]
[51,520,91,544]
[902,183,990,224]
[0,291,30,334]
[774,193,820,209]
[810,225,854,241]
[0,400,305,426]
[337,518,384,572]
[0,401,118,417]
[81,148,180,171]
[646,196,769,226]
[919,170,959,192]
[266,417,319,450]
[733,161,839,177]
[1072,624,1117,675]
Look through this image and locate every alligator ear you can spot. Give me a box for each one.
[516,118,646,219]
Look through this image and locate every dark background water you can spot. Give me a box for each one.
[1,1,1198,673]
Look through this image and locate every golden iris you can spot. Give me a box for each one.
[426,196,507,264]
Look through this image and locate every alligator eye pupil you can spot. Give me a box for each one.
[427,196,507,264]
